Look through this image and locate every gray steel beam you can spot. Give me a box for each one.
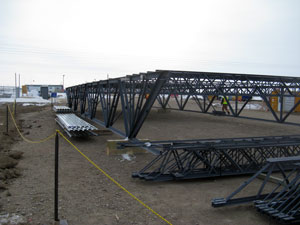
[66,70,300,140]
[128,71,170,139]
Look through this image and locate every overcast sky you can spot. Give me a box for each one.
[0,0,299,87]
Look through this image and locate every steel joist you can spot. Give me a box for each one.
[66,70,300,140]
[67,71,170,138]
[120,135,300,181]
[212,156,300,224]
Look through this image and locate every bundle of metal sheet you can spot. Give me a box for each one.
[53,105,73,113]
[212,156,300,224]
[56,113,98,137]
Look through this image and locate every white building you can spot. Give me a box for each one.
[23,84,64,95]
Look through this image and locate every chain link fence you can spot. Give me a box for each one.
[0,86,21,98]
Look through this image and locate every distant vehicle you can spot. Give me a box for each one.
[242,96,252,101]
[0,93,12,98]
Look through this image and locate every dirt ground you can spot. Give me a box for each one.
[1,100,300,225]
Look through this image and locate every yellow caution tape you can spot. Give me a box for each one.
[8,105,56,144]
[7,104,172,225]
[57,130,173,225]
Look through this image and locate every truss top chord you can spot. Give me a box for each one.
[267,155,300,163]
[119,135,300,151]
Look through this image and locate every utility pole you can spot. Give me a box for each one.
[15,73,17,99]
[14,73,17,115]
[62,74,65,90]
[18,74,20,98]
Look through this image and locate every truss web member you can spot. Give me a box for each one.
[221,96,230,115]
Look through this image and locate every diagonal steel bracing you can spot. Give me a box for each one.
[98,81,120,128]
[76,84,87,115]
[85,83,100,119]
[127,71,170,138]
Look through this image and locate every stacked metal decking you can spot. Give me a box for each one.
[53,106,73,113]
[55,113,98,137]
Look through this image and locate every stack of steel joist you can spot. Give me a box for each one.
[55,113,98,137]
[53,106,73,113]
[254,165,300,224]
[124,135,300,181]
[212,156,300,224]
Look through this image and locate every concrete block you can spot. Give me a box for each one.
[107,139,149,155]
[53,220,68,225]
[93,129,113,136]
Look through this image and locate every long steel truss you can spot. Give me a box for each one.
[66,70,300,140]
[212,156,300,224]
[117,135,300,181]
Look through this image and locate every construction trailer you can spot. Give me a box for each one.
[23,84,64,97]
